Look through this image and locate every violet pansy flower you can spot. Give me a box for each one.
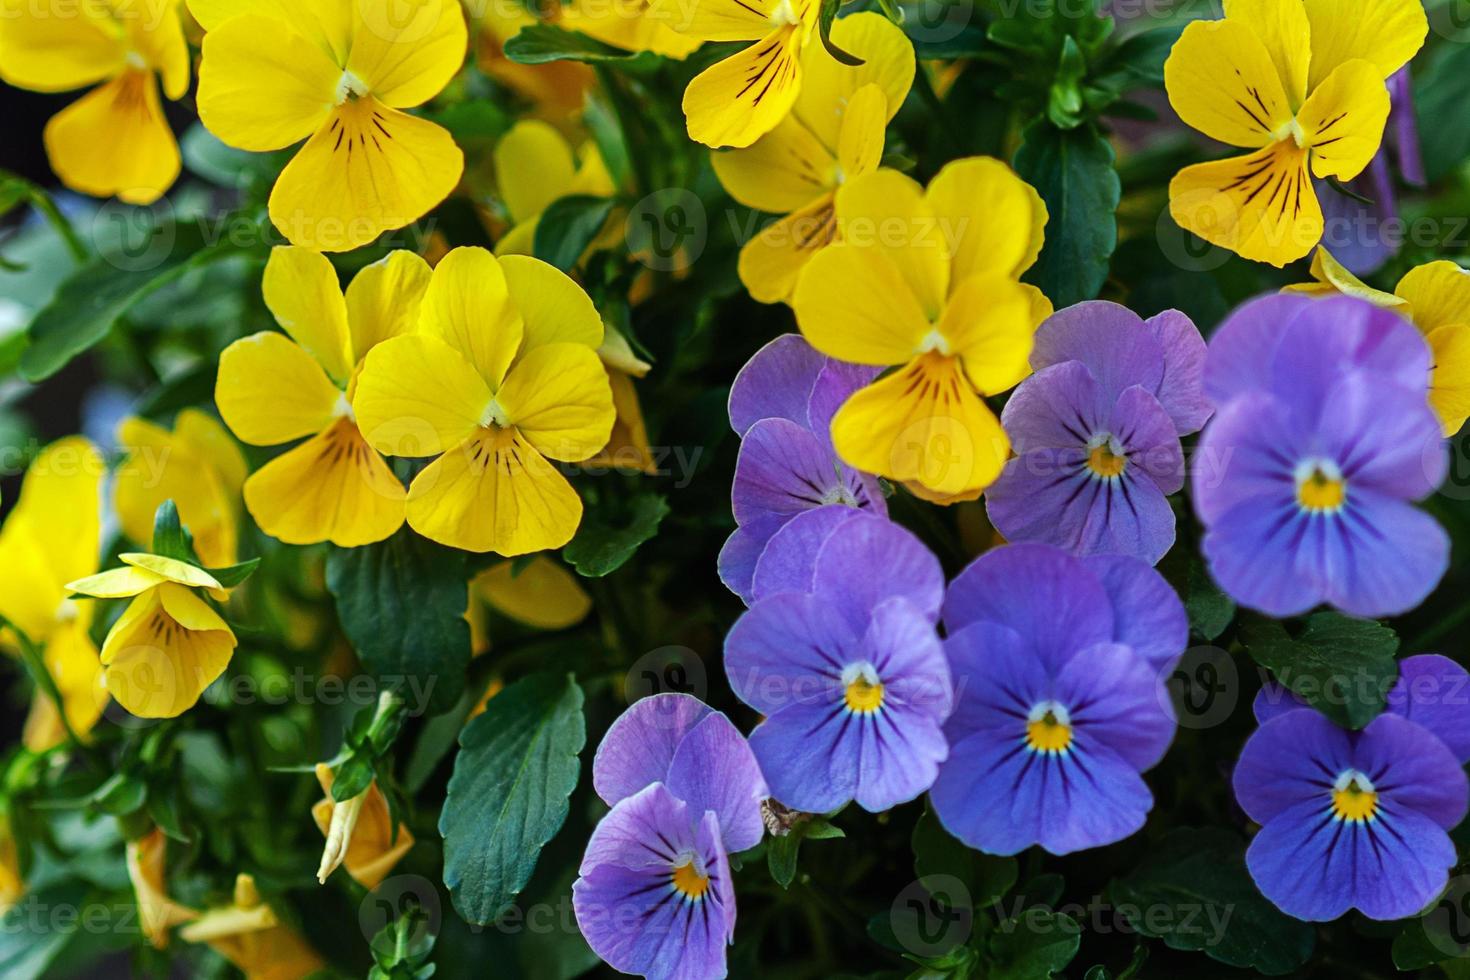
[1193,294,1448,618]
[720,335,885,602]
[986,301,1210,564]
[574,694,767,980]
[930,543,1186,856]
[724,512,952,813]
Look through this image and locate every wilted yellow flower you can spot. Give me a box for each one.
[0,0,188,202]
[354,247,616,555]
[114,411,246,569]
[67,554,237,719]
[190,0,468,251]
[712,12,914,303]
[0,437,108,751]
[126,829,197,949]
[180,874,324,980]
[311,764,414,889]
[589,325,658,475]
[216,247,428,547]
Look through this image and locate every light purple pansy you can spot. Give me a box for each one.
[724,514,952,813]
[1193,294,1448,618]
[1234,705,1468,922]
[720,335,885,603]
[986,302,1209,565]
[929,543,1185,856]
[574,695,767,980]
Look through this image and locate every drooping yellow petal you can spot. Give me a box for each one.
[0,522,65,642]
[43,70,180,205]
[311,766,414,889]
[792,236,931,366]
[598,324,651,378]
[1283,246,1406,308]
[647,0,784,42]
[834,168,950,317]
[683,26,806,149]
[67,565,168,600]
[473,6,593,118]
[493,120,576,225]
[346,0,467,109]
[1169,141,1322,268]
[418,247,524,386]
[1427,326,1470,438]
[114,415,242,568]
[176,410,249,496]
[1222,0,1311,108]
[835,84,886,180]
[1395,261,1470,334]
[0,0,123,92]
[181,874,324,979]
[406,428,584,555]
[9,436,104,590]
[474,557,592,630]
[1297,59,1390,181]
[22,619,106,752]
[497,345,616,463]
[188,0,352,63]
[792,11,914,152]
[243,418,407,548]
[195,14,340,152]
[499,255,605,352]
[268,97,464,253]
[262,246,354,384]
[591,370,659,474]
[559,0,703,59]
[126,829,198,950]
[924,156,1048,285]
[353,334,493,457]
[937,275,1039,395]
[344,251,433,362]
[711,116,836,213]
[119,554,224,592]
[99,586,236,719]
[737,193,837,304]
[216,332,343,446]
[1303,0,1427,91]
[1164,18,1293,149]
[830,353,1009,498]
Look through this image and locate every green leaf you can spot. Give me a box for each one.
[325,529,473,715]
[0,881,91,980]
[1159,550,1234,641]
[425,101,513,144]
[1092,25,1184,91]
[912,802,1017,910]
[1107,827,1315,976]
[88,773,147,817]
[1047,36,1087,129]
[204,558,261,589]
[503,24,661,67]
[534,195,618,272]
[439,673,586,925]
[818,0,864,66]
[1415,43,1470,182]
[150,500,193,563]
[584,94,632,191]
[1243,612,1399,729]
[767,817,844,889]
[985,908,1081,980]
[1013,121,1119,309]
[563,493,670,577]
[180,122,289,191]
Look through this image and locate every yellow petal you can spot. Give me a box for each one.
[1428,326,1470,438]
[1222,0,1311,107]
[243,418,407,548]
[474,557,592,630]
[598,324,652,378]
[793,11,914,151]
[683,26,806,149]
[1168,141,1322,268]
[834,167,949,317]
[114,416,241,568]
[499,255,605,352]
[176,410,249,496]
[10,436,104,589]
[1164,18,1293,148]
[68,565,168,599]
[1395,261,1470,334]
[830,353,1008,497]
[44,70,180,205]
[126,829,198,950]
[711,116,836,214]
[738,193,837,304]
[1284,246,1405,308]
[406,428,583,555]
[125,0,190,100]
[22,619,106,752]
[119,554,224,592]
[1304,0,1427,91]
[416,247,524,385]
[157,582,230,633]
[347,0,467,108]
[1298,59,1390,181]
[938,275,1039,395]
[216,332,343,446]
[188,0,352,62]
[353,334,492,457]
[494,120,576,224]
[268,98,464,252]
[100,587,236,719]
[560,0,703,58]
[345,251,434,362]
[836,84,887,180]
[196,14,339,152]
[311,769,414,889]
[590,370,659,474]
[924,156,1048,284]
[493,216,540,259]
[262,246,353,384]
[0,0,123,92]
[792,236,931,366]
[498,345,616,463]
[0,521,65,641]
[647,0,782,42]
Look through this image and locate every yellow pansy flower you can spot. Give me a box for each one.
[0,816,22,911]
[126,828,197,949]
[1285,248,1470,434]
[0,437,109,751]
[67,554,237,719]
[491,120,618,258]
[114,410,246,569]
[354,246,616,555]
[1164,0,1427,267]
[215,247,428,548]
[180,874,324,980]
[647,0,820,148]
[471,1,593,119]
[792,159,1051,500]
[712,12,914,303]
[474,556,593,638]
[189,0,467,252]
[311,763,414,888]
[559,0,701,59]
[0,0,188,203]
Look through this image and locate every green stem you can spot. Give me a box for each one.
[0,614,91,756]
[28,189,89,264]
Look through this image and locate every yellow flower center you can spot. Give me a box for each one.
[671,860,710,900]
[1025,701,1073,755]
[769,0,800,26]
[1086,442,1127,479]
[480,397,511,430]
[1296,461,1346,513]
[334,70,369,106]
[842,663,884,714]
[1331,770,1378,823]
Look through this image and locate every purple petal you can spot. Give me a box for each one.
[1190,394,1299,526]
[1233,710,1354,825]
[1200,499,1325,617]
[1142,309,1211,435]
[728,334,825,436]
[999,361,1107,453]
[1315,492,1448,619]
[1202,294,1316,408]
[1388,67,1425,187]
[941,620,1047,746]
[1387,655,1470,764]
[1055,642,1176,772]
[1082,553,1188,673]
[864,597,953,721]
[746,701,859,814]
[717,518,783,604]
[1317,168,1398,277]
[1319,376,1446,501]
[667,712,769,853]
[749,506,865,602]
[806,359,881,445]
[1251,683,1309,724]
[1029,301,1165,402]
[1113,387,1185,495]
[725,592,860,716]
[731,418,845,526]
[593,694,714,808]
[1352,712,1469,831]
[810,514,946,629]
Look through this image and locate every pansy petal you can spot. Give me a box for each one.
[67,566,167,599]
[646,0,782,42]
[682,26,806,149]
[1428,325,1470,436]
[216,332,342,446]
[711,117,835,214]
[940,274,1040,396]
[793,11,914,150]
[748,704,860,814]
[1057,643,1175,771]
[1298,60,1391,181]
[1354,712,1470,830]
[497,344,615,462]
[1396,260,1470,334]
[11,436,104,589]
[793,242,931,366]
[0,0,123,92]
[924,156,1048,283]
[196,15,339,152]
[262,247,353,383]
[731,418,843,525]
[737,194,839,305]
[1143,309,1211,434]
[728,334,827,434]
[832,168,949,319]
[749,505,865,601]
[1028,301,1165,402]
[835,83,887,178]
[354,334,492,458]
[1386,655,1470,765]
[119,554,222,591]
[810,514,946,626]
[493,121,576,224]
[476,556,591,631]
[1083,554,1189,673]
[998,361,1107,453]
[1221,0,1311,105]
[1201,499,1325,617]
[44,72,180,205]
[346,0,467,109]
[666,713,770,852]
[419,247,524,385]
[1314,492,1448,619]
[592,693,714,807]
[725,591,859,716]
[345,251,433,361]
[188,0,352,60]
[1303,0,1427,91]
[1164,17,1293,148]
[717,518,782,603]
[499,255,604,351]
[1169,142,1322,268]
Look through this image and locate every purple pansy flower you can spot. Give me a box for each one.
[1193,294,1448,618]
[987,302,1210,564]
[724,513,952,813]
[720,335,885,602]
[930,543,1186,856]
[1234,689,1470,922]
[574,695,767,980]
